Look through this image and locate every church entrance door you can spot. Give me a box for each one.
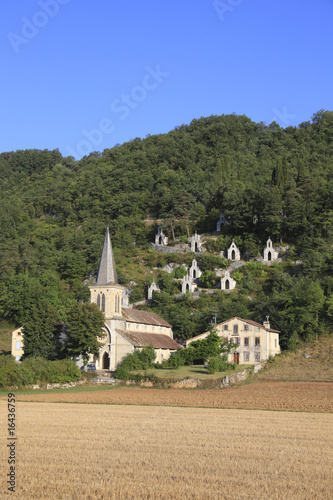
[102,351,110,370]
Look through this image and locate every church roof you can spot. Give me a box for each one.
[96,227,118,285]
[116,330,182,350]
[122,308,171,327]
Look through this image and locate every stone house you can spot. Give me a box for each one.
[188,258,202,280]
[11,327,24,361]
[185,316,280,364]
[220,271,236,291]
[155,225,168,246]
[147,279,160,300]
[190,232,202,253]
[182,274,197,294]
[89,227,181,370]
[216,213,227,232]
[227,240,241,261]
[263,238,279,262]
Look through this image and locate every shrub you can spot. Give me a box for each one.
[172,267,188,279]
[113,346,156,379]
[200,270,216,288]
[207,355,234,374]
[0,356,81,388]
[0,356,21,388]
[114,365,130,380]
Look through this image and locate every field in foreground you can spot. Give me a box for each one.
[1,402,332,499]
[11,381,333,412]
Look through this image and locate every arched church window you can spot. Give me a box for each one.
[101,294,105,312]
[268,251,272,261]
[231,250,235,260]
[97,294,101,309]
[225,279,230,290]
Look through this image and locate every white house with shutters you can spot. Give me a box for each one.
[185,317,281,365]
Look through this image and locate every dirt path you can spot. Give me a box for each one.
[10,381,333,412]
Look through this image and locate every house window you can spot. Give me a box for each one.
[16,341,21,351]
[244,337,249,346]
[244,352,250,362]
[275,339,277,348]
[224,337,228,343]
[223,325,228,331]
[233,325,238,334]
[255,352,261,362]
[234,337,240,345]
[244,324,249,331]
[255,337,260,346]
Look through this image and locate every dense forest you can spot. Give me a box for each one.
[0,110,332,351]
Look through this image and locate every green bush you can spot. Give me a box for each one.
[0,356,21,388]
[207,356,219,374]
[0,356,81,388]
[200,270,216,288]
[114,365,130,380]
[172,266,188,279]
[113,346,156,379]
[207,355,234,374]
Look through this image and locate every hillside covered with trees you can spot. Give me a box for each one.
[0,110,332,353]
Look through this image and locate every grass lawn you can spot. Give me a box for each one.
[134,364,249,380]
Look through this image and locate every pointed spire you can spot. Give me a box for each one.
[96,227,118,285]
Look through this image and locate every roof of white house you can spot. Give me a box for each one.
[186,316,280,343]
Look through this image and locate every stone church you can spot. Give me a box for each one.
[89,228,181,370]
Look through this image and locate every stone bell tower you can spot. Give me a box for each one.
[89,227,125,369]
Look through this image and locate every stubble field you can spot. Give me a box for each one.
[11,381,333,412]
[1,401,332,499]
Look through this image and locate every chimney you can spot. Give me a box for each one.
[263,316,270,329]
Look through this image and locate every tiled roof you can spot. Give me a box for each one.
[96,227,118,285]
[186,316,280,343]
[234,317,280,333]
[122,308,171,327]
[116,330,182,349]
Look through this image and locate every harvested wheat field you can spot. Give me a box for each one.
[13,381,333,412]
[0,401,332,499]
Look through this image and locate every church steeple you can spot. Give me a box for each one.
[96,227,118,285]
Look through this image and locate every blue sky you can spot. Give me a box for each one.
[1,0,332,159]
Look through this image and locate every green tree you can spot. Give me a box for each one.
[200,270,216,288]
[65,303,105,364]
[22,301,59,359]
